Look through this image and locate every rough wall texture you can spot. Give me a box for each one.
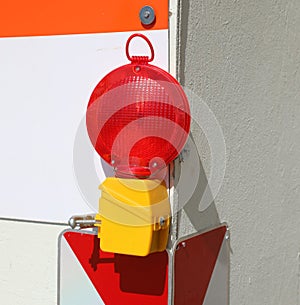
[178,0,300,304]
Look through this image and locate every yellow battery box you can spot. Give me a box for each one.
[95,177,170,256]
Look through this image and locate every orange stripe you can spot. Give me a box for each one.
[0,0,168,37]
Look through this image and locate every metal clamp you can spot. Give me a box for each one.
[68,214,101,229]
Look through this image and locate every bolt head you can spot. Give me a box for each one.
[139,6,155,26]
[159,217,165,226]
[143,11,150,18]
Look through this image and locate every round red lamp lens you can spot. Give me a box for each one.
[86,35,190,178]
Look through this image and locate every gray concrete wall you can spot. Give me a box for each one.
[178,0,300,304]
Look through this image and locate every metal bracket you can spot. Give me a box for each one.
[68,214,101,229]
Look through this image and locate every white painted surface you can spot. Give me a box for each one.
[0,219,67,305]
[0,22,170,305]
[0,30,168,223]
[178,0,300,304]
[59,235,104,305]
[169,0,179,77]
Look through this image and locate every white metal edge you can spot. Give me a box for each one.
[57,229,98,305]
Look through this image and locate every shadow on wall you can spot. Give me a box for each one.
[175,0,221,234]
[174,134,221,235]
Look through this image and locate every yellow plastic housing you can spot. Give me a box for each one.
[95,177,170,256]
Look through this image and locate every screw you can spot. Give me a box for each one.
[139,6,155,26]
[175,241,186,251]
[143,10,151,19]
[159,217,165,227]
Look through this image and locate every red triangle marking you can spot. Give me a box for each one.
[64,231,168,305]
[174,226,227,305]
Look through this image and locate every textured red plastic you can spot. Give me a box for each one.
[86,62,190,178]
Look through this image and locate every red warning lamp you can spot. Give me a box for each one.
[86,34,190,256]
[86,34,190,178]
